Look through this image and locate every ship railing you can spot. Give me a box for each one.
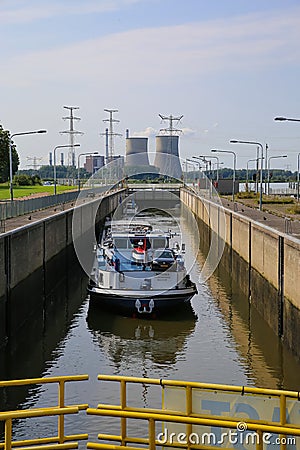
[87,374,300,450]
[0,375,89,450]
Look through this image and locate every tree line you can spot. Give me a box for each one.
[186,168,296,182]
[0,125,19,183]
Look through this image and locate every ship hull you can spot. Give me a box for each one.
[87,283,197,318]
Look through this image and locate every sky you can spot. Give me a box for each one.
[2,0,300,170]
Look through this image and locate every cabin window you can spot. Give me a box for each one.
[114,238,129,249]
[99,273,104,284]
[152,238,167,249]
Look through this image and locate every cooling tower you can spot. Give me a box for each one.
[154,135,182,179]
[125,137,150,166]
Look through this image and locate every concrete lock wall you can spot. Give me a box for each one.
[0,190,124,347]
[181,188,300,360]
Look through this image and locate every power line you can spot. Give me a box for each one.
[159,113,183,135]
[102,109,122,163]
[26,156,43,170]
[60,106,84,166]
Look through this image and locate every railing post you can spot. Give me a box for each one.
[120,379,127,446]
[186,386,193,450]
[4,418,12,450]
[58,380,65,443]
[280,394,287,450]
[256,429,263,450]
[148,418,156,450]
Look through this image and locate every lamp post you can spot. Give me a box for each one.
[212,161,224,174]
[230,140,264,210]
[53,144,80,195]
[192,156,209,191]
[246,158,258,193]
[187,158,203,187]
[274,116,300,202]
[211,149,236,202]
[194,155,221,181]
[267,155,287,195]
[274,117,300,122]
[264,144,269,196]
[206,155,220,182]
[9,129,47,202]
[185,159,196,184]
[78,152,99,192]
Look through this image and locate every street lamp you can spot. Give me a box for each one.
[53,144,80,195]
[274,117,300,122]
[211,149,237,202]
[264,144,269,195]
[194,155,221,181]
[184,159,194,183]
[206,155,220,182]
[191,157,205,175]
[9,129,47,201]
[230,140,264,210]
[187,158,202,187]
[192,156,210,192]
[78,152,99,192]
[246,158,258,192]
[274,116,300,201]
[267,155,287,195]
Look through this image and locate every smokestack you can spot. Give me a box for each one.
[49,152,53,166]
[60,153,64,166]
[125,137,150,166]
[126,129,129,139]
[154,135,182,179]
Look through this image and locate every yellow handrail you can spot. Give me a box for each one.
[87,374,300,450]
[1,374,300,450]
[87,407,300,435]
[0,375,89,450]
[97,374,300,398]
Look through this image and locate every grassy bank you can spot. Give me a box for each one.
[233,193,300,218]
[0,184,76,200]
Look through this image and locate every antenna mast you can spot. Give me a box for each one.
[60,106,84,166]
[159,113,183,135]
[102,109,122,163]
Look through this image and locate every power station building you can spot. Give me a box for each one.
[107,113,184,180]
[125,137,150,167]
[154,135,182,179]
[84,155,105,174]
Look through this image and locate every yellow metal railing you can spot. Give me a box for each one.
[86,375,300,450]
[0,375,89,450]
[1,374,300,450]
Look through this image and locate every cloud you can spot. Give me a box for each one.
[132,127,157,137]
[0,0,144,24]
[2,7,300,87]
[181,128,197,136]
[201,123,219,134]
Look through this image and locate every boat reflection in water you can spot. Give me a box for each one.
[86,303,197,372]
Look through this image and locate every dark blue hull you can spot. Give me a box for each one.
[87,284,197,318]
